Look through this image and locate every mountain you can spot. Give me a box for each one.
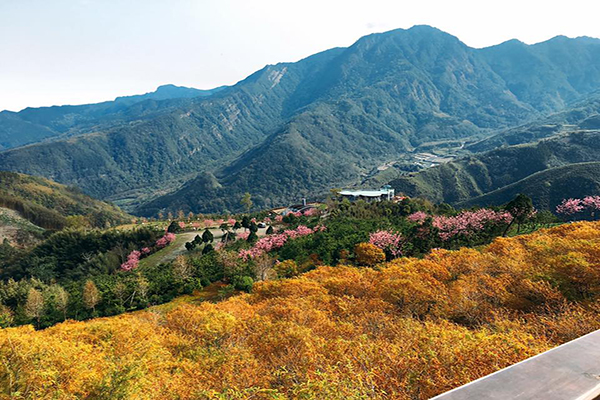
[0,48,342,209]
[136,28,600,215]
[2,26,600,214]
[457,162,600,210]
[0,84,225,150]
[388,109,600,208]
[0,171,129,240]
[113,84,225,104]
[480,35,600,112]
[467,93,600,152]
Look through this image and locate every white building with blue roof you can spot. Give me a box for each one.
[339,185,395,202]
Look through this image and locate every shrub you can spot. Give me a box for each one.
[274,260,299,278]
[232,276,254,292]
[354,243,385,266]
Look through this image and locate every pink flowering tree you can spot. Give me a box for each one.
[237,231,250,241]
[120,232,177,272]
[302,208,319,217]
[557,196,600,220]
[238,225,326,261]
[121,250,141,271]
[407,211,428,224]
[556,198,584,215]
[583,196,600,211]
[156,232,176,248]
[433,209,513,242]
[369,230,405,259]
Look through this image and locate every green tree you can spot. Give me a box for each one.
[136,276,149,306]
[241,216,251,230]
[249,222,258,233]
[167,221,181,233]
[504,194,534,234]
[241,192,253,212]
[54,285,69,321]
[202,229,214,243]
[25,288,45,328]
[247,231,258,243]
[202,244,214,254]
[113,282,127,309]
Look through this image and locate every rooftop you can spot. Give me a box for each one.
[339,189,392,197]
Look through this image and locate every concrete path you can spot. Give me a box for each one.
[432,329,600,400]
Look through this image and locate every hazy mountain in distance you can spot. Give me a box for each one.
[0,84,226,150]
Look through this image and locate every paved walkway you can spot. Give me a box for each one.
[432,329,600,400]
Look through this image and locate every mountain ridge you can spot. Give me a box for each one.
[3,26,600,214]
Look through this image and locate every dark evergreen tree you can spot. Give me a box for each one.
[241,216,251,230]
[247,231,258,243]
[202,229,214,243]
[202,244,214,254]
[167,221,181,233]
[504,194,534,234]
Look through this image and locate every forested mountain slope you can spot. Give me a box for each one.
[389,128,600,207]
[0,171,129,232]
[0,84,225,151]
[456,162,600,209]
[0,49,342,208]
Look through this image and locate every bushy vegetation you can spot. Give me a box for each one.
[0,227,202,328]
[1,222,599,398]
[0,193,564,331]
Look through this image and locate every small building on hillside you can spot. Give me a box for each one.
[339,185,395,202]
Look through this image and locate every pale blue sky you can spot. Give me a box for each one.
[1,0,599,112]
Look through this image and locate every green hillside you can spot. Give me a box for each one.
[389,130,600,206]
[467,93,600,152]
[456,162,600,209]
[0,171,129,232]
[0,84,225,150]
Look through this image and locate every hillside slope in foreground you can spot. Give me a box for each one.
[2,222,600,399]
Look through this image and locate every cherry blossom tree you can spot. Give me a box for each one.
[369,230,405,257]
[556,198,584,215]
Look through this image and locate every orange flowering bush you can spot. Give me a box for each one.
[354,242,386,266]
[1,222,599,399]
